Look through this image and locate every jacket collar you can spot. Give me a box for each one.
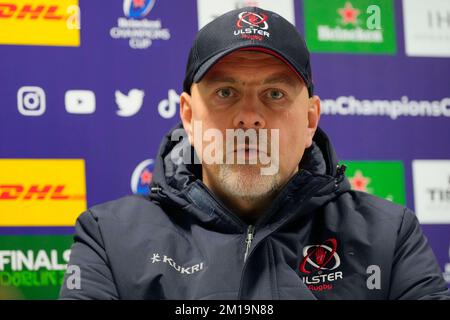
[150,123,350,231]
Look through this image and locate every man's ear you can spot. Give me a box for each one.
[180,92,193,144]
[305,95,321,148]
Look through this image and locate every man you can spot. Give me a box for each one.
[60,7,449,299]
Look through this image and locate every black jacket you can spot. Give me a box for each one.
[60,124,450,299]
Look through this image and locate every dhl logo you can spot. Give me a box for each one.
[0,3,72,20]
[0,0,80,47]
[0,184,85,200]
[0,159,87,227]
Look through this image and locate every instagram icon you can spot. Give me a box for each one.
[17,86,46,116]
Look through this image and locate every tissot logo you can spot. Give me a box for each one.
[234,11,270,40]
[413,160,450,224]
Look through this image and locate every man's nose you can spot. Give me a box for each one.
[232,98,266,129]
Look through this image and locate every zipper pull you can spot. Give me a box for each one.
[334,164,347,188]
[336,164,347,177]
[244,225,255,262]
[150,186,162,193]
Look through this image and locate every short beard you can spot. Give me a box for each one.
[216,164,282,202]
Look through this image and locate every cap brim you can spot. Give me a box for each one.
[192,44,308,88]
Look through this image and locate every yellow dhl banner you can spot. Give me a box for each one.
[0,0,80,47]
[0,159,87,226]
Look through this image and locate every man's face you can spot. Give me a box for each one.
[180,50,320,202]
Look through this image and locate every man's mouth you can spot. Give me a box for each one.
[232,145,268,161]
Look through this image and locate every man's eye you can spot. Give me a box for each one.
[267,90,284,100]
[217,88,233,98]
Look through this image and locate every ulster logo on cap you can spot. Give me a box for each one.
[237,12,269,30]
[234,11,270,41]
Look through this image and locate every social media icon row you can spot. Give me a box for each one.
[17,86,145,117]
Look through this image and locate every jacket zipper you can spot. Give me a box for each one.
[241,168,346,264]
[237,175,341,299]
[241,167,346,264]
[243,225,255,262]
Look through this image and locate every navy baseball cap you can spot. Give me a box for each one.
[183,6,314,97]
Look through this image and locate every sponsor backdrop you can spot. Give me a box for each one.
[0,0,449,299]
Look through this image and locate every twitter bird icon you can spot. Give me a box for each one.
[115,89,145,117]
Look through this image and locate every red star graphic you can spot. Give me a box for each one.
[349,170,371,191]
[140,169,153,185]
[133,0,146,9]
[338,1,360,25]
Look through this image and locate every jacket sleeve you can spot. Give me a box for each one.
[59,211,120,300]
[388,208,450,300]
